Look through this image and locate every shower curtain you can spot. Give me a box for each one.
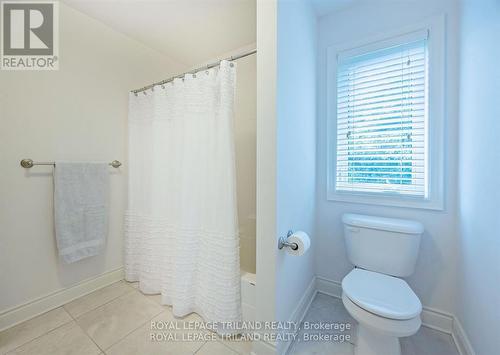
[125,61,241,327]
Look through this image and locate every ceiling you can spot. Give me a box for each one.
[63,0,256,67]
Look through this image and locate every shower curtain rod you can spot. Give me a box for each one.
[131,48,257,95]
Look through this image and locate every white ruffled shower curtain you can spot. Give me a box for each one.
[125,61,241,326]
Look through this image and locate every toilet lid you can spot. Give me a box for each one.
[342,268,422,320]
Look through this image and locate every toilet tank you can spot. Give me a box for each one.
[342,213,424,277]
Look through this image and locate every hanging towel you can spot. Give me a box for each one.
[54,162,109,263]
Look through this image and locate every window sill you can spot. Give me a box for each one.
[327,190,444,211]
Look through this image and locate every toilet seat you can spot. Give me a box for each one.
[342,268,422,320]
[342,293,421,339]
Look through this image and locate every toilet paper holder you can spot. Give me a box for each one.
[278,230,299,250]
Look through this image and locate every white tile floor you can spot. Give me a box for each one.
[0,284,461,355]
[0,281,251,355]
[289,293,460,355]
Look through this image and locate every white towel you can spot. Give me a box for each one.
[54,162,109,263]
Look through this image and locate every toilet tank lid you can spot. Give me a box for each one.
[342,213,424,234]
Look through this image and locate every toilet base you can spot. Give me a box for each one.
[354,325,401,355]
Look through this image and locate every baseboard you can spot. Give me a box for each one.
[315,276,342,298]
[0,267,124,332]
[421,306,454,333]
[452,317,476,355]
[282,276,316,355]
[315,276,455,333]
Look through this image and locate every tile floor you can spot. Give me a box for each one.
[0,281,251,355]
[0,284,461,355]
[289,292,460,355]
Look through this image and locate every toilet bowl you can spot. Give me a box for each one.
[342,268,422,355]
[341,214,424,355]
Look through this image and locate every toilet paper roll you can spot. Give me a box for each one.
[286,231,310,256]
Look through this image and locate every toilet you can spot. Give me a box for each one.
[341,213,424,355]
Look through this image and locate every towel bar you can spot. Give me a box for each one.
[20,159,122,168]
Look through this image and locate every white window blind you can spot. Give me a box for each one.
[336,37,428,197]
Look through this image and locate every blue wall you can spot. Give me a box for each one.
[276,0,317,353]
[457,1,500,354]
[315,0,460,314]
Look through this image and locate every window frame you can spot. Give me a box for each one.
[326,16,445,210]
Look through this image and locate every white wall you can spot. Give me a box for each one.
[276,0,317,353]
[456,0,500,353]
[0,3,184,315]
[233,51,257,274]
[255,0,277,353]
[316,0,460,314]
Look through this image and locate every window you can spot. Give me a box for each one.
[327,20,444,210]
[337,38,428,196]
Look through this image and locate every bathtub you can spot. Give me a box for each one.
[241,271,256,321]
